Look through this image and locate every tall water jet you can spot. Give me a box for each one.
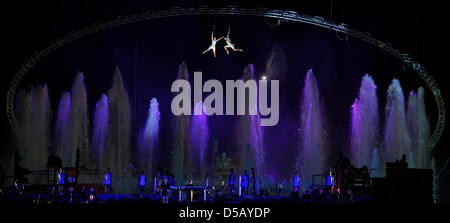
[299,69,327,189]
[138,98,160,178]
[70,72,90,168]
[107,66,132,190]
[172,62,192,183]
[407,91,418,169]
[234,64,264,176]
[15,88,33,170]
[32,85,51,184]
[55,92,72,166]
[91,94,109,171]
[15,85,51,184]
[407,87,431,169]
[264,46,288,178]
[15,86,51,184]
[350,74,379,168]
[191,101,209,179]
[384,79,411,164]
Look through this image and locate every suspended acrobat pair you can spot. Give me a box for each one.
[202,25,244,58]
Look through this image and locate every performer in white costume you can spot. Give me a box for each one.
[223,25,243,55]
[202,30,223,58]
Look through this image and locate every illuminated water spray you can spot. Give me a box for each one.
[70,72,90,168]
[235,64,265,176]
[191,101,209,179]
[350,74,379,169]
[91,94,109,171]
[172,62,192,183]
[106,67,132,183]
[407,87,431,169]
[299,69,326,189]
[384,79,411,164]
[15,85,50,184]
[55,92,72,166]
[138,98,160,177]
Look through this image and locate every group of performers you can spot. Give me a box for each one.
[227,168,260,196]
[8,151,363,204]
[202,25,243,57]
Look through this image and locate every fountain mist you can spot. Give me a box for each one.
[172,62,192,183]
[106,67,132,188]
[191,101,209,179]
[350,74,379,169]
[299,69,327,189]
[384,79,411,164]
[138,97,160,177]
[91,94,109,171]
[69,72,90,168]
[407,87,431,169]
[15,85,51,184]
[55,92,72,166]
[234,64,265,176]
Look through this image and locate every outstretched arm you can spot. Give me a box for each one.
[217,36,224,41]
[211,31,214,40]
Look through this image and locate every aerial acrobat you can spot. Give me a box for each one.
[223,25,243,55]
[202,29,223,58]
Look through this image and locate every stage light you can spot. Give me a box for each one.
[261,76,267,80]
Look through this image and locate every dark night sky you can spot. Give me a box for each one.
[1,1,448,179]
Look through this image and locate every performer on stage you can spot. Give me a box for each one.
[155,167,161,194]
[293,170,300,193]
[57,185,65,203]
[139,170,146,198]
[169,172,176,187]
[186,179,194,202]
[241,170,249,195]
[58,168,65,190]
[67,187,75,203]
[327,169,335,193]
[202,30,223,58]
[77,186,87,203]
[228,168,235,194]
[104,168,112,194]
[223,25,244,55]
[88,187,96,203]
[250,168,256,195]
[161,176,170,204]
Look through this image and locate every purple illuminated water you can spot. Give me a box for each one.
[91,94,109,171]
[55,92,72,166]
[299,69,326,189]
[384,79,411,164]
[138,97,160,177]
[12,61,435,191]
[350,74,379,169]
[191,101,209,179]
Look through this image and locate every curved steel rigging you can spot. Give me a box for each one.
[6,6,445,152]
